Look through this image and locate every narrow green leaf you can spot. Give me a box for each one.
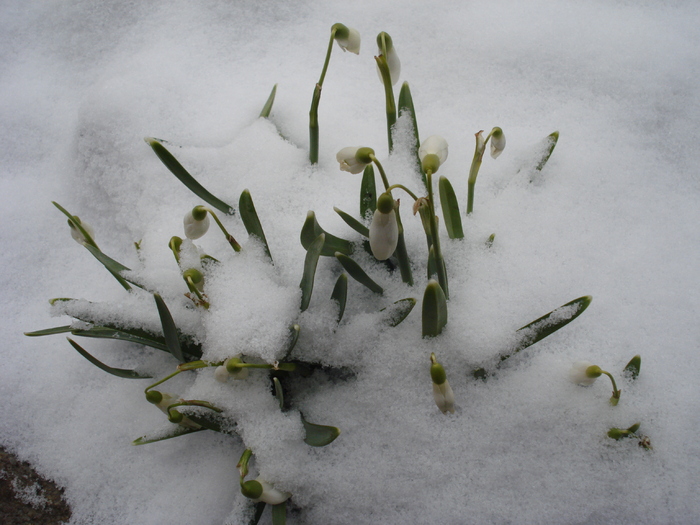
[83,244,135,291]
[534,131,559,172]
[331,273,348,323]
[360,164,377,219]
[623,355,641,380]
[511,295,592,354]
[300,210,353,257]
[66,338,152,379]
[273,377,284,410]
[145,138,235,215]
[427,245,437,280]
[301,413,340,447]
[395,228,414,286]
[271,502,287,525]
[249,502,266,525]
[70,326,169,352]
[398,81,425,189]
[299,233,325,311]
[132,426,204,445]
[335,253,383,294]
[375,53,396,153]
[239,189,272,261]
[380,298,416,327]
[333,207,369,238]
[439,176,464,239]
[153,293,185,362]
[52,202,98,248]
[259,84,277,118]
[422,280,448,338]
[24,326,73,337]
[281,325,301,360]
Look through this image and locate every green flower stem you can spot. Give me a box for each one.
[602,370,622,405]
[234,362,297,372]
[237,448,253,479]
[177,360,219,371]
[426,170,448,298]
[309,27,338,164]
[369,155,390,191]
[204,207,241,252]
[145,369,183,394]
[375,54,396,153]
[185,276,210,309]
[386,184,420,202]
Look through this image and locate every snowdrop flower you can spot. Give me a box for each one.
[183,205,210,239]
[336,146,374,174]
[68,216,95,246]
[333,23,360,54]
[490,127,506,158]
[376,32,401,85]
[369,192,399,260]
[568,361,602,386]
[430,353,455,414]
[214,357,249,383]
[241,478,291,505]
[419,135,449,174]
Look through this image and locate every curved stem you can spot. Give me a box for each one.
[375,55,396,153]
[386,184,419,201]
[602,370,621,403]
[369,155,390,191]
[145,369,183,394]
[205,208,241,252]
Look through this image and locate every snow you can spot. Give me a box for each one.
[2,1,700,524]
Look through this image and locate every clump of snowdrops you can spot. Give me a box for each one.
[26,23,648,524]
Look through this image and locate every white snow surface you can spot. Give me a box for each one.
[2,1,700,524]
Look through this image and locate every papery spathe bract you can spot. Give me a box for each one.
[183,206,210,239]
[369,193,398,260]
[334,25,361,54]
[490,127,506,158]
[336,146,373,174]
[569,361,602,386]
[419,135,449,173]
[69,217,95,246]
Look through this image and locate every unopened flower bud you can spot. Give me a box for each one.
[490,127,506,159]
[184,206,210,239]
[332,23,361,54]
[376,32,401,85]
[569,361,600,386]
[68,216,95,246]
[430,353,455,414]
[369,193,398,260]
[337,147,374,174]
[419,136,449,174]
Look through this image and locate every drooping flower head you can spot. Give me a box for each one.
[490,127,506,158]
[183,205,210,239]
[419,135,449,174]
[241,478,291,505]
[569,361,603,386]
[332,23,361,54]
[369,192,399,260]
[336,146,374,174]
[430,353,455,414]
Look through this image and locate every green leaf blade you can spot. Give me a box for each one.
[335,253,383,294]
[331,273,348,323]
[439,176,464,239]
[301,413,340,447]
[300,211,353,257]
[333,207,369,238]
[422,280,448,338]
[239,189,272,261]
[153,293,185,362]
[132,426,204,445]
[259,84,277,118]
[145,138,235,215]
[300,233,325,312]
[66,338,152,379]
[380,298,416,327]
[360,165,377,219]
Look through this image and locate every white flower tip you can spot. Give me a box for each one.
[419,135,449,168]
[569,361,598,386]
[183,210,210,239]
[369,208,399,260]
